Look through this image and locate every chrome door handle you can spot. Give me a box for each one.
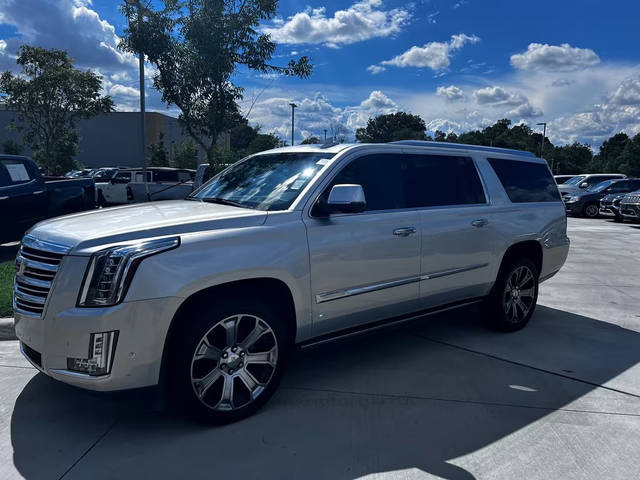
[33,190,44,195]
[393,227,417,237]
[471,219,489,228]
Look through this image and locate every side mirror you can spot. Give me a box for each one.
[579,182,588,189]
[326,184,366,214]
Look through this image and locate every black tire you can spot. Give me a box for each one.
[613,215,624,223]
[582,203,600,218]
[485,257,539,332]
[166,295,291,424]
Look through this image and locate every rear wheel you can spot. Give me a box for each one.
[485,258,539,332]
[167,297,290,424]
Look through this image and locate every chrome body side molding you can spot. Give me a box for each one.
[315,263,489,304]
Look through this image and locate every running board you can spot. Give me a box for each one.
[298,298,484,350]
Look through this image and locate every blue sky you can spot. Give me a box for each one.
[1,0,639,146]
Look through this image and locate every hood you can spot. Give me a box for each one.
[27,200,267,253]
[557,185,581,195]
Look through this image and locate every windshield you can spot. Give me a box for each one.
[589,180,616,192]
[191,152,334,211]
[564,175,587,186]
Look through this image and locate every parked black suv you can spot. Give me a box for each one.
[564,178,640,218]
[0,155,96,244]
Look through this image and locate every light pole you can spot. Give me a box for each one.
[125,0,149,200]
[289,102,297,146]
[536,122,547,159]
[324,129,327,142]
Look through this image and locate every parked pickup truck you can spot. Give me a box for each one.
[96,167,195,205]
[0,155,95,244]
[14,142,569,424]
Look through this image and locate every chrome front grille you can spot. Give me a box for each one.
[13,236,71,317]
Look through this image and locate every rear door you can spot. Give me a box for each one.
[405,153,497,307]
[304,152,421,336]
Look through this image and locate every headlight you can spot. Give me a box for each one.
[566,196,580,203]
[78,237,179,307]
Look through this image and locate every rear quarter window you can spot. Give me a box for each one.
[488,158,560,203]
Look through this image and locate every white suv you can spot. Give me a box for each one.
[14,141,569,423]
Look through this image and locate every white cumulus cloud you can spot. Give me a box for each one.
[262,0,411,48]
[436,85,465,101]
[511,43,600,72]
[373,33,479,72]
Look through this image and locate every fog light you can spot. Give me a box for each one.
[67,331,118,376]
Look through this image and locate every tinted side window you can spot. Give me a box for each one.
[488,158,560,203]
[155,170,179,182]
[405,155,485,207]
[114,172,132,181]
[1,159,33,186]
[322,154,406,211]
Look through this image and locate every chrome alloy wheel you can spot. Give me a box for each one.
[190,314,278,411]
[503,265,536,323]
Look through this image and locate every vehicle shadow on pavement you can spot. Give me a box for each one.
[10,305,640,480]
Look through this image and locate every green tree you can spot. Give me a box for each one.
[619,133,640,177]
[246,133,281,155]
[433,130,447,142]
[173,141,200,169]
[2,138,23,155]
[147,133,170,166]
[355,112,427,143]
[0,45,114,174]
[120,0,312,171]
[590,133,629,172]
[301,136,321,144]
[548,143,593,174]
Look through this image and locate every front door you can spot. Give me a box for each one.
[304,153,421,336]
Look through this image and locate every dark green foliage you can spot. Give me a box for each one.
[148,133,170,167]
[0,45,114,174]
[173,141,200,169]
[619,134,640,177]
[301,136,321,144]
[2,138,23,155]
[356,112,428,143]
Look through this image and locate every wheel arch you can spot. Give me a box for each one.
[498,240,543,277]
[159,277,298,385]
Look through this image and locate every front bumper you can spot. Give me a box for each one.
[599,203,620,217]
[563,200,583,215]
[620,203,640,219]
[15,296,181,391]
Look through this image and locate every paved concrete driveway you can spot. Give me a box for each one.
[2,218,640,479]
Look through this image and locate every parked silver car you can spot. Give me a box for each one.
[13,141,569,423]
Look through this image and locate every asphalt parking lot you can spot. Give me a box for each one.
[1,217,640,480]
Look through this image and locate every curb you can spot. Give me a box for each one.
[0,317,16,341]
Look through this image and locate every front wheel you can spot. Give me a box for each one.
[485,258,539,332]
[167,298,290,424]
[583,203,600,218]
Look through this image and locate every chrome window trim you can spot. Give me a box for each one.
[305,150,492,219]
[315,263,489,303]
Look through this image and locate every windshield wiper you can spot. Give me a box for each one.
[201,197,251,209]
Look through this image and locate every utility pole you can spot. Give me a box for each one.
[126,0,149,200]
[537,122,547,159]
[289,103,297,146]
[324,129,327,142]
